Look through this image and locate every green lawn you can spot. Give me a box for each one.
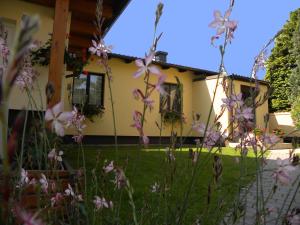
[64,146,258,225]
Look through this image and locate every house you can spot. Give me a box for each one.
[0,0,270,145]
[62,52,270,144]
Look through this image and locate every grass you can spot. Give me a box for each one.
[64,145,258,225]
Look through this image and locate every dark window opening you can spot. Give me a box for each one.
[240,85,257,122]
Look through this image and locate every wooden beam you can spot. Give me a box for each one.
[48,0,70,107]
[70,1,113,19]
[70,19,96,36]
[69,35,92,50]
[23,0,113,21]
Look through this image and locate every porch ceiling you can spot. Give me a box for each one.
[22,0,131,54]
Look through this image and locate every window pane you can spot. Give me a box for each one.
[160,83,182,113]
[73,74,87,104]
[89,75,103,105]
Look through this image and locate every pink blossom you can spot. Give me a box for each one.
[72,134,84,143]
[15,55,38,90]
[143,97,154,110]
[103,161,114,173]
[48,148,63,162]
[51,193,63,207]
[131,110,142,130]
[20,168,29,186]
[39,174,48,193]
[193,123,223,150]
[235,107,254,121]
[13,206,45,225]
[209,8,238,43]
[260,133,279,146]
[132,88,143,100]
[142,135,149,145]
[93,196,113,210]
[155,74,166,95]
[252,50,268,78]
[287,213,300,225]
[45,102,72,136]
[272,158,295,185]
[69,106,86,142]
[65,183,75,197]
[133,51,162,78]
[221,93,243,110]
[89,39,112,58]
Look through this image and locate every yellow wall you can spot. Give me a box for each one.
[1,0,71,111]
[63,57,198,137]
[192,76,229,135]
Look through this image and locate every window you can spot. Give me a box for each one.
[160,83,182,113]
[72,72,105,107]
[240,85,256,122]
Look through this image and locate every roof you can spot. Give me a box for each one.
[193,73,269,86]
[22,0,132,54]
[228,74,269,86]
[108,53,218,76]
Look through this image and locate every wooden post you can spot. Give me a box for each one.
[47,0,70,107]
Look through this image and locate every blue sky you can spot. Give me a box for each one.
[105,1,299,79]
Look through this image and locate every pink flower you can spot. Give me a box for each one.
[131,111,142,130]
[72,134,84,143]
[65,183,75,197]
[252,50,268,78]
[51,193,63,207]
[142,135,149,145]
[48,148,63,162]
[260,133,279,146]
[15,55,38,90]
[39,174,48,193]
[132,88,144,100]
[93,196,113,210]
[103,161,114,173]
[45,102,72,136]
[89,39,112,58]
[209,9,237,43]
[193,123,223,150]
[69,106,86,143]
[272,158,295,185]
[13,206,45,225]
[235,107,254,121]
[155,74,167,95]
[133,51,162,78]
[20,168,29,186]
[221,93,243,110]
[143,97,154,110]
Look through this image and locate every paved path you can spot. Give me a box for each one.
[225,149,300,225]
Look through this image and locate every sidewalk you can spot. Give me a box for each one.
[223,149,300,225]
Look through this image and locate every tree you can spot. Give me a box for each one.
[289,11,300,128]
[265,8,300,112]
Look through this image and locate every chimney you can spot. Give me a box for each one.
[154,51,168,63]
